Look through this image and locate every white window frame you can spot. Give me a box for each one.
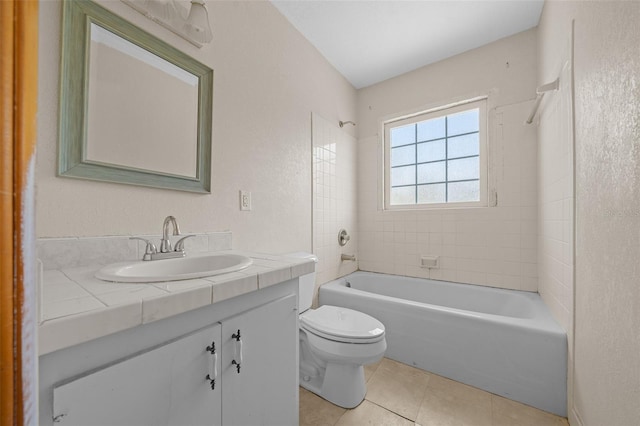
[383,97,489,210]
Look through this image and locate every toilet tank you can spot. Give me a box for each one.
[284,252,317,313]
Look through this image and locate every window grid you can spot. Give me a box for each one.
[389,116,481,205]
[391,129,479,149]
[445,116,449,201]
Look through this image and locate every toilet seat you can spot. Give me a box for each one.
[300,305,385,344]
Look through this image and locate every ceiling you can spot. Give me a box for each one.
[271,0,544,89]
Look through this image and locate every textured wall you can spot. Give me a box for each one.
[36,0,356,256]
[573,2,640,425]
[539,1,640,424]
[356,30,539,291]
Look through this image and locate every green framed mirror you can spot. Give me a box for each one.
[59,0,213,193]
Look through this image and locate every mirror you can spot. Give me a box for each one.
[59,0,213,193]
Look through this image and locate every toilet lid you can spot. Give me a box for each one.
[300,305,385,343]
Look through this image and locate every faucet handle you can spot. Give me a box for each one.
[130,237,157,261]
[338,229,351,247]
[174,234,195,252]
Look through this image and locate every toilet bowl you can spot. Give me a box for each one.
[286,253,387,409]
[299,305,386,408]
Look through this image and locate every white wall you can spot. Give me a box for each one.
[356,29,539,291]
[37,0,356,255]
[538,1,640,424]
[311,113,358,301]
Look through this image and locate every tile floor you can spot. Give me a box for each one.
[300,358,569,426]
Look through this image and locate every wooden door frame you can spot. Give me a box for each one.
[1,1,39,425]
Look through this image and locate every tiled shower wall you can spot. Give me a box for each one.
[312,113,358,297]
[357,101,539,292]
[537,36,574,334]
[537,20,575,419]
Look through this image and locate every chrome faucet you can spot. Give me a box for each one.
[160,215,181,253]
[130,216,194,261]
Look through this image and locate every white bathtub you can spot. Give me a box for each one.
[319,271,567,416]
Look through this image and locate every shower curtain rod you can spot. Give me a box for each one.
[525,78,560,124]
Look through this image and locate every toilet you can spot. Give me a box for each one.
[287,253,387,409]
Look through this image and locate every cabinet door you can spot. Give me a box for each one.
[222,294,298,425]
[52,323,222,426]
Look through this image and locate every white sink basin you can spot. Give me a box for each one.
[95,253,253,283]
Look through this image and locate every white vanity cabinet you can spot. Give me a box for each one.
[221,294,298,425]
[53,324,223,425]
[44,289,299,426]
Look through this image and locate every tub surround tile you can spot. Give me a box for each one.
[38,251,313,355]
[457,270,488,286]
[312,113,359,293]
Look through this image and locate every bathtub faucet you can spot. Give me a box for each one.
[341,254,356,261]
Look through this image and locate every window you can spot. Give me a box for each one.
[384,98,487,209]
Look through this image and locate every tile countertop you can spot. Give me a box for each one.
[39,250,314,356]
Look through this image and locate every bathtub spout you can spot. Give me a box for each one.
[341,254,356,261]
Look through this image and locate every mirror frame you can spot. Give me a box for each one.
[59,0,213,193]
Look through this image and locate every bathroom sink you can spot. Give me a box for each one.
[95,253,253,283]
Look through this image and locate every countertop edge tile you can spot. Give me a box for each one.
[39,301,142,356]
[39,251,311,354]
[290,260,315,277]
[42,296,106,322]
[258,268,293,289]
[211,275,259,304]
[142,286,212,324]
